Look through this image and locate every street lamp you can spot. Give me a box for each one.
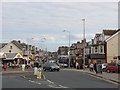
[63,30,71,68]
[82,19,86,70]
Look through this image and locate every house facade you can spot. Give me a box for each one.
[106,31,120,63]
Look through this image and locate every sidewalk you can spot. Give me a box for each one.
[1,67,34,74]
[62,68,120,84]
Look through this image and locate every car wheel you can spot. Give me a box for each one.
[57,69,59,71]
[106,69,111,73]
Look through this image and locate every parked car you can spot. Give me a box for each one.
[106,63,120,73]
[43,62,60,71]
[59,63,68,68]
[102,63,108,71]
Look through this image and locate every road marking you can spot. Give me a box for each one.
[47,80,54,84]
[28,80,41,85]
[48,85,61,88]
[29,80,35,83]
[59,85,68,88]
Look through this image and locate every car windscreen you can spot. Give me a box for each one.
[50,63,58,67]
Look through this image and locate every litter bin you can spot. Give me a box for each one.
[97,64,102,74]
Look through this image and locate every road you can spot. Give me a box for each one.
[2,69,119,89]
[43,70,118,88]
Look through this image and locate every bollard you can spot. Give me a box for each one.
[34,67,38,75]
[37,68,42,79]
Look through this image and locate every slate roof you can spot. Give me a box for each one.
[11,40,24,50]
[5,53,18,59]
[0,43,8,49]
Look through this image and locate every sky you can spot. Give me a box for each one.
[1,1,118,52]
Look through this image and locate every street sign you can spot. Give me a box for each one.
[37,68,42,79]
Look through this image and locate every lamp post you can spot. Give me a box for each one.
[63,30,71,68]
[82,19,86,69]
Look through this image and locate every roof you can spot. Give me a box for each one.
[5,53,18,59]
[89,54,105,59]
[106,30,120,42]
[11,40,24,50]
[103,30,118,35]
[0,53,6,58]
[0,43,8,49]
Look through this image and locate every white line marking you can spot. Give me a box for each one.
[47,80,54,84]
[29,80,35,82]
[48,85,61,88]
[29,80,41,85]
[59,85,68,88]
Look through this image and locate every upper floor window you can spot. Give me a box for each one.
[10,46,12,49]
[100,46,103,52]
[95,47,97,52]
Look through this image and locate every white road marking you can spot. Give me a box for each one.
[28,80,41,85]
[47,80,54,84]
[59,85,68,88]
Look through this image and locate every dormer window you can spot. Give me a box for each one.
[10,46,12,49]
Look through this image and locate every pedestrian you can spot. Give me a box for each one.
[76,62,79,69]
[3,64,7,71]
[12,63,15,69]
[89,63,94,71]
[22,64,26,71]
[94,63,98,74]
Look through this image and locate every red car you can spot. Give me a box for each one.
[106,63,120,73]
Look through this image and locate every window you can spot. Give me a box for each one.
[9,50,11,53]
[100,46,103,53]
[95,47,97,52]
[10,46,12,49]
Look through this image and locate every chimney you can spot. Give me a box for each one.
[18,40,21,43]
[92,39,94,44]
[81,39,86,44]
[77,41,80,44]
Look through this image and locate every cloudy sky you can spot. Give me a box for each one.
[1,1,118,51]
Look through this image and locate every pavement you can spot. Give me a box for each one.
[1,67,34,74]
[1,67,120,85]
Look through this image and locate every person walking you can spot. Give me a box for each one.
[94,63,98,74]
[89,63,94,72]
[3,64,7,71]
[12,63,15,69]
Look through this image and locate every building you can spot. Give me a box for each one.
[57,46,69,55]
[106,30,120,63]
[85,30,118,64]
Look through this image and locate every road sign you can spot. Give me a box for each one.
[37,68,42,79]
